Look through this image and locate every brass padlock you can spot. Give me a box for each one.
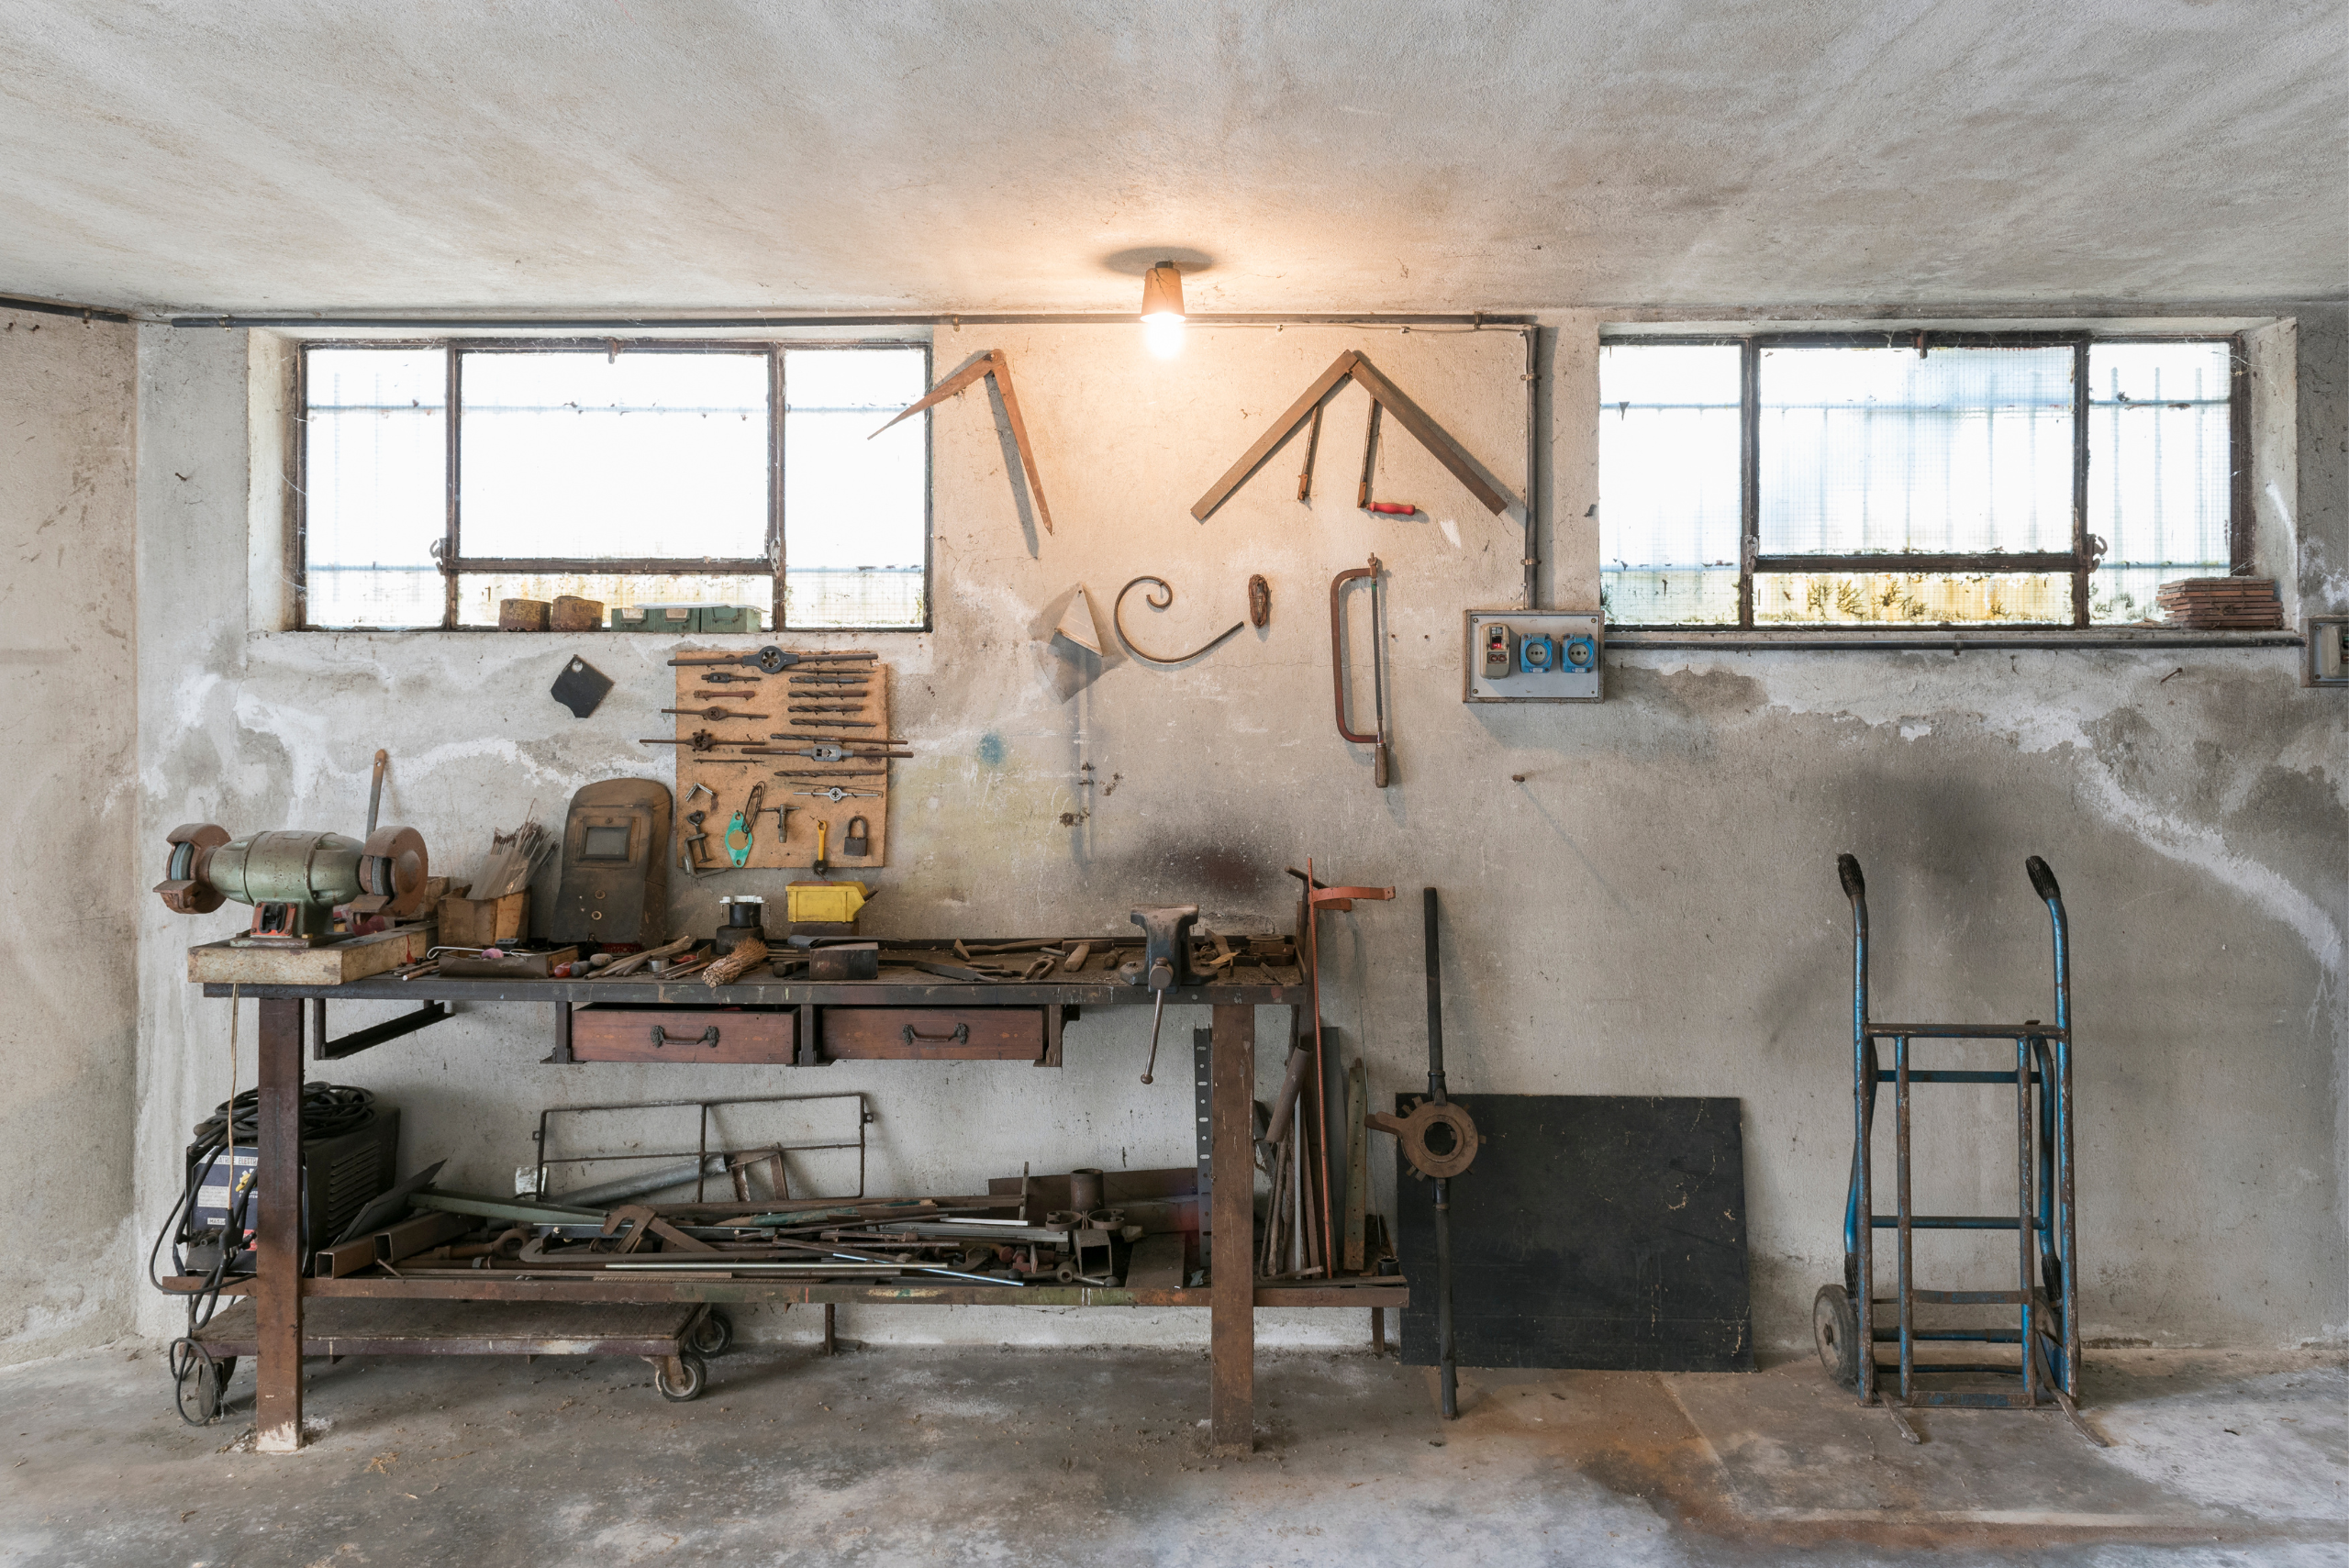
[842,814,871,858]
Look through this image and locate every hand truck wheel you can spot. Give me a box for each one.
[1813,1284,1860,1390]
[654,1353,707,1402]
[687,1308,734,1357]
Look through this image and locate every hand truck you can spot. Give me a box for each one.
[1813,853,2101,1445]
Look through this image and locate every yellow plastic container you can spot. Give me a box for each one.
[785,882,869,925]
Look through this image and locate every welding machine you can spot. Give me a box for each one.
[178,1086,398,1274]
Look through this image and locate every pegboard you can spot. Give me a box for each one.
[670,650,890,872]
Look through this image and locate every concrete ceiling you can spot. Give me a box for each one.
[1,1,2342,316]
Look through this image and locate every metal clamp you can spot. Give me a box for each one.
[651,1026,721,1051]
[902,1022,970,1047]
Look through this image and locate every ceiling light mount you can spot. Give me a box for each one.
[1141,261,1186,358]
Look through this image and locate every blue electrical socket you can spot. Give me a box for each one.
[1519,634,1555,673]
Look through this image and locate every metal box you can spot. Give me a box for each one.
[1463,611,1603,702]
[695,605,764,635]
[609,605,697,633]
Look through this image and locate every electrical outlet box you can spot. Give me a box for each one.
[1464,611,1602,702]
[2306,617,2349,688]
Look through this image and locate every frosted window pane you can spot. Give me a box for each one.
[1756,572,2072,626]
[1759,346,2074,556]
[460,350,769,560]
[784,348,928,629]
[1599,344,1742,625]
[2087,342,2232,626]
[304,348,447,628]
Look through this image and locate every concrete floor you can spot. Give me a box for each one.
[1,1342,2341,1566]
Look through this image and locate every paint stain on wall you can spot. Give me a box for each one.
[976,732,1006,767]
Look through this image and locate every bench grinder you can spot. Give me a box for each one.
[155,823,431,944]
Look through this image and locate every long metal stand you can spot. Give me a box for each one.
[1826,855,2087,1439]
[1422,888,1458,1419]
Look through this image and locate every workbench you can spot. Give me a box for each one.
[192,958,1407,1453]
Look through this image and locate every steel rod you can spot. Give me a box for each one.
[1425,887,1457,1419]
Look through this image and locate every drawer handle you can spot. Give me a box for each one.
[651,1025,720,1050]
[902,1022,971,1047]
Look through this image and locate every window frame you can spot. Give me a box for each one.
[1600,328,2248,631]
[293,337,935,633]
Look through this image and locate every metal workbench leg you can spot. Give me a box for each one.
[255,997,306,1452]
[1209,1002,1255,1454]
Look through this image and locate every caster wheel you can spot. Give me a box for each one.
[174,1351,234,1424]
[1814,1284,1860,1390]
[687,1310,734,1357]
[654,1354,707,1402]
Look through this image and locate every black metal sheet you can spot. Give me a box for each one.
[551,654,613,718]
[1395,1094,1753,1372]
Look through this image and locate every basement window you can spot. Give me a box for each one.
[297,341,931,631]
[1599,333,2244,628]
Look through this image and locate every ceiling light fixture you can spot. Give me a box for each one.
[1141,261,1186,358]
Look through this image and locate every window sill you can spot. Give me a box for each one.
[1604,627,2303,652]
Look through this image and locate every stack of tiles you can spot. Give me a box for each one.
[2154,577,2282,629]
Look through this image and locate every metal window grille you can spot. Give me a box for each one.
[297,339,932,632]
[1599,333,2244,629]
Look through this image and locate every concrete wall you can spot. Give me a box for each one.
[0,311,139,1366]
[130,311,2347,1354]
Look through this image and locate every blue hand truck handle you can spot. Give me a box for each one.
[2025,855,2062,904]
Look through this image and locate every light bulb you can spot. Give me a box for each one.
[1139,261,1186,358]
[1143,314,1186,359]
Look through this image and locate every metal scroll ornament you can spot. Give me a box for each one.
[1112,575,1262,667]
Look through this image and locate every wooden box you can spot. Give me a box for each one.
[820,1007,1043,1062]
[572,1005,796,1063]
[187,923,434,985]
[550,595,604,632]
[440,891,527,948]
[498,598,551,631]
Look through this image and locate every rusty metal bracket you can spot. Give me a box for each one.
[872,349,1054,534]
[1192,349,1508,522]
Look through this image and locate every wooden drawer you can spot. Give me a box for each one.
[572,1006,796,1064]
[819,1007,1044,1062]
